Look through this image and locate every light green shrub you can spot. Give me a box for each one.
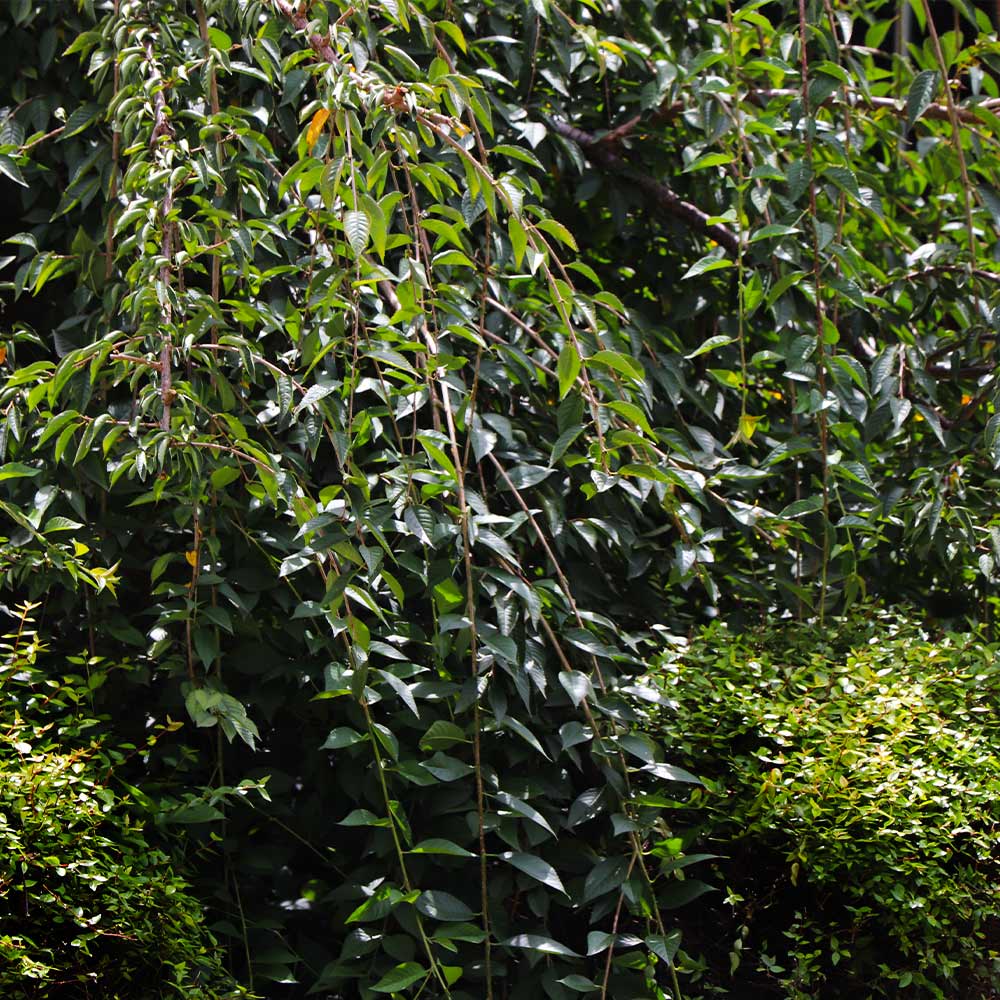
[650,609,1000,997]
[0,604,247,999]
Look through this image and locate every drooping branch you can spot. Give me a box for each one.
[547,118,741,255]
[565,83,1000,238]
[105,0,121,281]
[195,0,223,334]
[144,38,176,431]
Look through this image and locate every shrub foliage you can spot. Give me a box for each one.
[653,611,1000,997]
[0,604,246,998]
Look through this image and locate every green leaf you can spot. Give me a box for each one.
[659,879,715,909]
[558,670,593,706]
[371,963,427,993]
[501,716,549,758]
[339,809,389,827]
[508,214,527,267]
[587,350,644,381]
[0,462,41,482]
[58,102,102,139]
[586,931,614,956]
[210,466,242,489]
[410,838,476,857]
[825,165,862,201]
[605,400,653,435]
[557,342,581,399]
[419,720,467,751]
[416,890,475,921]
[501,464,553,490]
[551,426,583,463]
[344,209,371,255]
[505,934,581,958]
[779,495,825,518]
[0,154,27,187]
[432,922,487,944]
[583,856,628,902]
[321,727,367,749]
[535,217,578,250]
[643,761,701,784]
[646,932,681,965]
[749,224,800,243]
[684,151,733,172]
[495,791,557,837]
[682,247,732,280]
[419,752,473,782]
[619,733,659,763]
[686,335,736,359]
[560,722,593,750]
[500,852,567,894]
[557,975,600,992]
[906,69,939,130]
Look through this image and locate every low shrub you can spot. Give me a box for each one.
[0,603,247,999]
[648,609,1000,997]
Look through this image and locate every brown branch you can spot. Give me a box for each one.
[613,89,1000,144]
[565,79,1000,259]
[876,264,1000,295]
[19,125,65,152]
[547,118,741,255]
[749,87,1000,126]
[484,296,558,360]
[110,353,161,368]
[925,362,997,379]
[271,0,342,68]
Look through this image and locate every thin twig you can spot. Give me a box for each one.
[144,38,175,431]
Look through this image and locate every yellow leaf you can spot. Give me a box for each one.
[306,108,330,148]
[738,413,761,442]
[89,562,120,597]
[73,540,90,556]
[185,550,198,567]
[0,344,7,365]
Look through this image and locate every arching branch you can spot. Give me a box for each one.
[547,118,741,256]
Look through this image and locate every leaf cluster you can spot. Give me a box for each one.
[0,604,246,998]
[650,609,1000,996]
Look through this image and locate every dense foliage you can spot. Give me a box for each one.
[4,0,1000,995]
[652,611,1000,997]
[0,604,247,998]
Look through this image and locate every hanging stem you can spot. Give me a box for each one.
[104,0,121,281]
[360,697,454,998]
[919,0,978,267]
[144,37,175,431]
[725,0,749,425]
[797,0,830,621]
[195,0,223,333]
